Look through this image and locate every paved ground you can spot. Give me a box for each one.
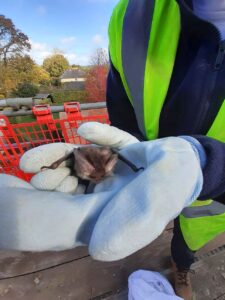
[0,229,224,299]
[105,237,225,300]
[191,246,225,300]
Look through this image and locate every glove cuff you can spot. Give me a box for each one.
[180,136,206,169]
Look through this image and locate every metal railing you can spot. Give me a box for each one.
[0,102,107,117]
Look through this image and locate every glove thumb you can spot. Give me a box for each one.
[78,122,139,149]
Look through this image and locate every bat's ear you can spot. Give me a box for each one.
[105,154,118,174]
[73,148,95,176]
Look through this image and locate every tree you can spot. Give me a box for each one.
[0,55,50,97]
[0,55,35,95]
[12,82,39,97]
[9,56,50,85]
[85,65,108,102]
[90,48,109,67]
[7,55,35,81]
[0,15,31,64]
[43,53,69,78]
[0,62,15,97]
[32,65,51,86]
[71,64,80,69]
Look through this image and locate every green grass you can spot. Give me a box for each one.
[9,112,60,125]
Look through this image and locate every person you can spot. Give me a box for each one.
[0,1,224,299]
[106,0,225,299]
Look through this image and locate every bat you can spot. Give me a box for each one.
[41,146,144,184]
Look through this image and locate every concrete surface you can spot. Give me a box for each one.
[0,228,224,300]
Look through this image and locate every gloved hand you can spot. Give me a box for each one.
[19,122,139,193]
[0,122,204,261]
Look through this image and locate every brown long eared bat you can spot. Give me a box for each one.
[41,146,144,184]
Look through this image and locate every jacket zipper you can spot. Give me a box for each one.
[197,40,225,133]
[214,40,225,70]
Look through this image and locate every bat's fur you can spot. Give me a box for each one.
[41,145,144,184]
[41,146,118,183]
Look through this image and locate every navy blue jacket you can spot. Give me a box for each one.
[106,0,225,202]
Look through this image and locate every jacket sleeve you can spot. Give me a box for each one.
[106,62,225,202]
[106,60,145,140]
[191,135,225,203]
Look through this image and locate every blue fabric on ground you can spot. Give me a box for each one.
[128,270,183,300]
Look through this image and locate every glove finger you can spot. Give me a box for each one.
[0,174,34,190]
[30,167,71,191]
[56,176,79,194]
[77,122,139,149]
[20,143,76,173]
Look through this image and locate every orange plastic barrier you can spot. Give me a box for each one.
[0,102,109,181]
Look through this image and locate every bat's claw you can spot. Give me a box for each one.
[138,167,144,171]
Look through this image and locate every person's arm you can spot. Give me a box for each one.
[190,135,225,202]
[106,61,225,203]
[106,60,145,141]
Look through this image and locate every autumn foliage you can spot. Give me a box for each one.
[0,15,31,64]
[85,65,108,102]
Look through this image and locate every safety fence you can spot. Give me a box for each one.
[0,102,109,180]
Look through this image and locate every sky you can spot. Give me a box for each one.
[1,0,118,65]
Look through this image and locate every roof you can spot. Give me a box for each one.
[60,69,86,80]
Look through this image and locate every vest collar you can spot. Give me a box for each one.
[177,0,221,44]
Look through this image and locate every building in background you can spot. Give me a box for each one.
[60,68,86,90]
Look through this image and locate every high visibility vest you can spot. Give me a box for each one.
[108,0,225,251]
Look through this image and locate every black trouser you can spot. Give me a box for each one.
[171,218,196,270]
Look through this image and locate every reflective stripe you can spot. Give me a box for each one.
[143,0,180,139]
[122,0,155,136]
[190,199,212,207]
[109,0,180,140]
[180,211,225,251]
[182,201,225,218]
[108,0,131,102]
[207,100,225,143]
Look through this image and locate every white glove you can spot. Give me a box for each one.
[20,143,79,193]
[88,137,203,261]
[20,122,139,193]
[77,122,139,149]
[0,123,203,262]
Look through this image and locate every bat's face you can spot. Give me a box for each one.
[73,146,118,183]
